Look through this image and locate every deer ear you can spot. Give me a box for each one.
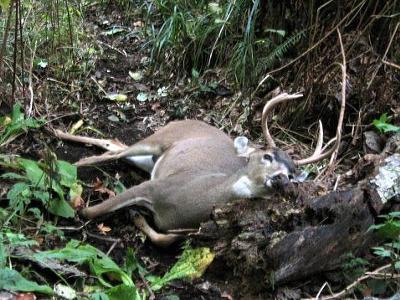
[234,136,255,157]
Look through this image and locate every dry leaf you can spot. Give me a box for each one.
[93,178,116,198]
[97,223,112,235]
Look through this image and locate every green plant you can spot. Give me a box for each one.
[0,231,53,295]
[1,156,80,221]
[373,113,400,134]
[369,212,400,270]
[0,103,43,147]
[147,0,304,89]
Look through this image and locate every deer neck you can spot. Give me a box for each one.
[215,167,263,200]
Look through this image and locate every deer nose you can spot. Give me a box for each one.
[264,174,290,190]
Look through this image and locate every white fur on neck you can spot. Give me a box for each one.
[232,176,254,198]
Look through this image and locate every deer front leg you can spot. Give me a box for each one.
[130,211,182,247]
[80,181,156,218]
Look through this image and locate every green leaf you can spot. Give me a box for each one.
[1,172,26,180]
[56,160,77,187]
[372,247,392,258]
[90,292,109,300]
[33,190,50,205]
[373,113,400,133]
[48,198,75,218]
[0,268,53,294]
[123,248,146,278]
[33,240,133,287]
[106,284,142,300]
[5,231,38,248]
[371,220,400,240]
[7,182,31,213]
[19,159,46,187]
[150,247,214,291]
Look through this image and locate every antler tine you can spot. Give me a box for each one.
[262,92,303,148]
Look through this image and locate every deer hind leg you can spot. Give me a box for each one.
[54,129,161,172]
[130,211,182,247]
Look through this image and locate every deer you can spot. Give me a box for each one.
[54,92,345,247]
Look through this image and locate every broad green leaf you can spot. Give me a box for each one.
[395,261,400,270]
[106,284,142,300]
[48,198,75,218]
[371,220,400,240]
[7,182,31,212]
[1,172,26,180]
[33,190,50,205]
[19,159,46,187]
[33,240,133,287]
[56,160,77,187]
[0,268,53,294]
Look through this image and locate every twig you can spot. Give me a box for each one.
[305,264,393,300]
[86,231,122,243]
[382,59,400,70]
[106,240,119,256]
[315,281,334,299]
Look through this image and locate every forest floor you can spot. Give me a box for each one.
[1,2,400,300]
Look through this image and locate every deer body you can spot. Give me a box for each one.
[55,92,345,246]
[80,120,294,232]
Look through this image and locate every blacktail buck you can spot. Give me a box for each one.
[55,92,344,247]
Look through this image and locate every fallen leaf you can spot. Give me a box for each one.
[129,71,143,81]
[94,178,116,198]
[105,93,128,102]
[108,115,120,122]
[69,120,84,135]
[136,92,148,102]
[97,223,112,235]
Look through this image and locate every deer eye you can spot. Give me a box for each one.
[263,154,273,162]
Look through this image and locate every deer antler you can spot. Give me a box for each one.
[261,92,303,148]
